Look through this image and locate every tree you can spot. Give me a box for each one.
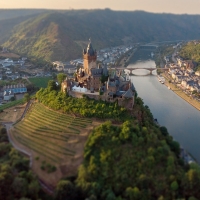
[170,181,179,191]
[26,83,35,92]
[0,127,8,142]
[57,73,67,85]
[10,96,15,101]
[0,127,7,135]
[169,141,180,156]
[160,126,169,136]
[52,73,56,79]
[23,93,30,102]
[12,177,28,198]
[0,164,13,199]
[125,187,135,200]
[188,197,198,200]
[28,180,40,199]
[55,180,76,200]
[47,80,57,91]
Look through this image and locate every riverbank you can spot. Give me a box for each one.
[118,48,136,67]
[161,73,200,111]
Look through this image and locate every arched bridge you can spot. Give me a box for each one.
[110,67,169,75]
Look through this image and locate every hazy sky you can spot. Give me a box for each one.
[1,0,200,14]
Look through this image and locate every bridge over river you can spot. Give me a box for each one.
[109,67,169,75]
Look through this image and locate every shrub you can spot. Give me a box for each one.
[35,156,39,161]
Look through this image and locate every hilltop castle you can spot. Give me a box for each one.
[62,40,135,110]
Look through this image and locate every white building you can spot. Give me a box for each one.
[3,90,14,101]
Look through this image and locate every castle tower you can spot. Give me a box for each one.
[83,39,97,75]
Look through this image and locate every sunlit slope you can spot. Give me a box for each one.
[3,10,200,61]
[10,102,95,185]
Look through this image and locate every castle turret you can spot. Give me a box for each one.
[83,39,97,75]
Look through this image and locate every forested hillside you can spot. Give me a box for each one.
[0,15,43,44]
[76,121,200,200]
[1,9,200,62]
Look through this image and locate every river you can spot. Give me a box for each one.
[128,49,200,162]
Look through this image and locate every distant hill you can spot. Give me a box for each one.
[1,9,200,62]
[0,9,48,21]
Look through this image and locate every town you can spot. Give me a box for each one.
[163,42,200,103]
[0,44,134,103]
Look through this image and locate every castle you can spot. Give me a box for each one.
[62,40,135,110]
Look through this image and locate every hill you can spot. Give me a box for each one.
[6,81,200,199]
[1,10,200,62]
[0,13,48,44]
[0,9,48,21]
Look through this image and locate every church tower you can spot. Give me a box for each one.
[83,39,97,75]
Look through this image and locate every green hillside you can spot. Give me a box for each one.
[179,41,200,70]
[76,121,200,199]
[0,15,44,44]
[1,10,200,62]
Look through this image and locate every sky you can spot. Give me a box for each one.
[1,0,200,14]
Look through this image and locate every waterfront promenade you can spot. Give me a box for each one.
[162,73,200,111]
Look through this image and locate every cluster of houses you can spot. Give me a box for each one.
[1,84,27,101]
[0,58,28,80]
[52,61,76,74]
[96,45,133,66]
[167,57,200,93]
[0,58,26,68]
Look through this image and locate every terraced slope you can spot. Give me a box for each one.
[10,102,96,186]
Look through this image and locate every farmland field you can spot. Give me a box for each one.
[28,77,52,88]
[10,102,98,187]
[0,99,25,110]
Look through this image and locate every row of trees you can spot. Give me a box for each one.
[36,81,128,120]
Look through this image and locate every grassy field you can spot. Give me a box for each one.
[10,102,97,187]
[28,77,52,88]
[0,99,25,110]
